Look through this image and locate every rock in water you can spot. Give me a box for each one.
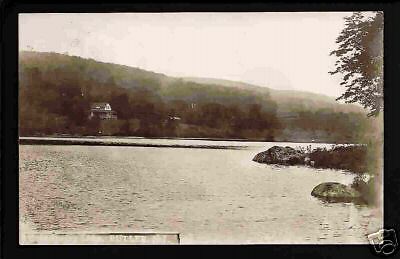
[311,182,362,202]
[252,146,305,165]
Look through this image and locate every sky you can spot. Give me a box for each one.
[19,12,369,97]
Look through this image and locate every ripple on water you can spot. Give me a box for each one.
[19,142,382,244]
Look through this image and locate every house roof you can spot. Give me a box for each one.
[92,110,117,115]
[91,102,111,110]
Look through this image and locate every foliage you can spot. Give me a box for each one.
[329,12,383,116]
[350,174,375,205]
[309,145,367,174]
[329,12,384,206]
[19,51,370,141]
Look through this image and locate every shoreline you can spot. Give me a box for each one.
[19,135,351,145]
[18,137,248,150]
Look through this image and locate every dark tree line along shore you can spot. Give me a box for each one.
[19,51,372,143]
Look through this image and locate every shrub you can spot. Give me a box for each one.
[309,145,367,174]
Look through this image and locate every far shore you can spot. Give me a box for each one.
[19,137,248,150]
[18,135,356,145]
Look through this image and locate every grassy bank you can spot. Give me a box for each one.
[308,145,367,174]
[305,114,383,206]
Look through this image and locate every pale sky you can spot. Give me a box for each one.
[19,12,368,97]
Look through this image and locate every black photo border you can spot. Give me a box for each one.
[2,1,400,258]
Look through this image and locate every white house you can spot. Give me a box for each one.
[89,102,117,120]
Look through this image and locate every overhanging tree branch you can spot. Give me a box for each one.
[330,12,383,117]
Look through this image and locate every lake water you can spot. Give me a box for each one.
[19,138,383,244]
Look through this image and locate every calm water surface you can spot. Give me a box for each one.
[19,138,382,244]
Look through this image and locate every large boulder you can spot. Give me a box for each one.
[252,146,305,165]
[311,182,362,202]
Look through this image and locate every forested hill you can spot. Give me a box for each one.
[181,77,364,114]
[19,51,371,143]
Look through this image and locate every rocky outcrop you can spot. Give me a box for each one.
[252,146,306,165]
[253,145,367,173]
[253,145,369,204]
[311,182,362,202]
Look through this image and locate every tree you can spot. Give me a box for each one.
[329,12,383,116]
[110,93,130,119]
[246,104,265,130]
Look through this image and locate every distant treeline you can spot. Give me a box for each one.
[19,51,371,142]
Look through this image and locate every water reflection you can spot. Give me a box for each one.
[19,139,382,244]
